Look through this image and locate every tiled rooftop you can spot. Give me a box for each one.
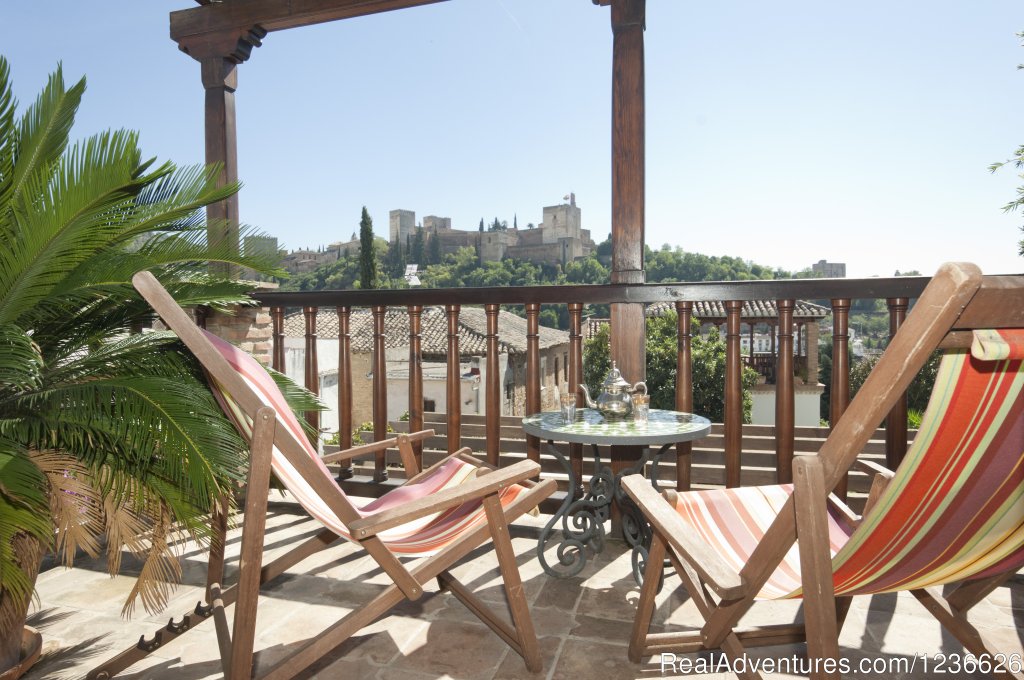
[282,307,569,356]
[24,494,1024,680]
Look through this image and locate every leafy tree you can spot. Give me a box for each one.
[0,59,307,671]
[989,32,1024,257]
[848,351,941,422]
[427,231,442,265]
[564,257,609,284]
[488,217,507,232]
[410,226,426,267]
[583,313,758,423]
[358,206,377,289]
[383,238,406,279]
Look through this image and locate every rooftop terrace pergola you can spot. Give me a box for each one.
[170,0,650,383]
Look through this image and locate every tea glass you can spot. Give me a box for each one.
[559,392,577,424]
[632,393,650,424]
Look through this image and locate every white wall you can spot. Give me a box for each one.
[751,383,823,427]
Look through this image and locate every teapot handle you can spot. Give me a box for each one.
[633,381,647,395]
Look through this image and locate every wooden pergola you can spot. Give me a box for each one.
[170,0,649,381]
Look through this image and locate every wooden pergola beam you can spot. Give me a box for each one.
[171,0,449,53]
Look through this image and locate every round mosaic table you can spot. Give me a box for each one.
[522,408,711,580]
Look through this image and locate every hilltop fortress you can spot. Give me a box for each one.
[389,194,595,267]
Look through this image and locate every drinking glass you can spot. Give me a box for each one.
[632,393,650,424]
[560,392,577,424]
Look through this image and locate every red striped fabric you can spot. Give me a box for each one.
[667,329,1024,600]
[201,329,525,556]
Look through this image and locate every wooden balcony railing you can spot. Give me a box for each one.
[252,276,931,499]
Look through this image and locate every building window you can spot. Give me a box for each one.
[563,353,568,380]
[424,398,436,413]
[554,358,560,386]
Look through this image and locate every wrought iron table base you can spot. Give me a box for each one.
[537,440,673,581]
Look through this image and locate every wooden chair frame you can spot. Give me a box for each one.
[87,272,556,679]
[624,262,1024,680]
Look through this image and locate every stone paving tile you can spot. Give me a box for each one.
[20,505,1024,680]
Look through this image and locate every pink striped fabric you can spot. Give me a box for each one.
[667,328,1024,600]
[201,329,525,556]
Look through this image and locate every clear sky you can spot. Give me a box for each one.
[2,1,1022,278]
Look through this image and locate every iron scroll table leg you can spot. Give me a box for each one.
[614,442,674,586]
[537,441,613,578]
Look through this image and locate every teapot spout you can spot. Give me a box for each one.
[578,384,597,409]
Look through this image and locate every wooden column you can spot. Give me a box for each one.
[568,303,584,497]
[446,305,461,452]
[830,298,851,499]
[270,307,284,372]
[201,57,240,277]
[608,0,647,384]
[775,299,795,484]
[724,301,743,488]
[371,305,388,481]
[524,303,541,467]
[407,305,424,470]
[302,306,319,433]
[484,303,501,466]
[336,306,353,479]
[675,301,693,491]
[885,297,909,469]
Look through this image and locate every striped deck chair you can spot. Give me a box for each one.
[623,262,1024,680]
[89,272,555,680]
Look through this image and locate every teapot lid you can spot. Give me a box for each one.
[603,362,631,389]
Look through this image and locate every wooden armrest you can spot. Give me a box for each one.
[854,458,894,518]
[621,475,746,600]
[321,429,434,466]
[853,458,895,479]
[348,460,540,539]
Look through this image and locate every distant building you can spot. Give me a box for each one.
[280,234,360,275]
[812,259,846,278]
[395,194,595,267]
[389,209,416,245]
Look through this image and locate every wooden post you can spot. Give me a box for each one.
[336,306,353,479]
[675,301,693,491]
[830,298,851,499]
[302,306,319,433]
[775,299,795,484]
[201,57,240,278]
[484,303,500,466]
[408,305,424,470]
[371,305,388,481]
[886,297,909,469]
[608,0,646,384]
[724,301,743,488]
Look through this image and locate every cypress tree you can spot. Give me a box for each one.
[358,206,377,289]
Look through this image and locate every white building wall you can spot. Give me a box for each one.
[750,384,823,427]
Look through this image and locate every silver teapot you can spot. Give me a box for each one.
[579,362,647,419]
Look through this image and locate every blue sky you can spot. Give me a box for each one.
[2,0,1022,278]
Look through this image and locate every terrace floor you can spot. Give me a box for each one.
[24,492,1024,680]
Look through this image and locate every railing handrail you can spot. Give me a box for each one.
[251,275,933,307]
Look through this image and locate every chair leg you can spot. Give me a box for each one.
[226,407,277,680]
[629,531,666,663]
[793,456,839,680]
[482,494,542,673]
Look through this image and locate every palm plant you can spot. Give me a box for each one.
[0,57,302,674]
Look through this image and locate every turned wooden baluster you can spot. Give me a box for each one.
[886,297,909,469]
[336,306,353,480]
[408,305,424,471]
[525,303,541,468]
[830,298,851,499]
[302,306,319,433]
[724,301,743,488]
[484,303,501,466]
[775,299,795,484]
[674,301,693,491]
[270,307,284,372]
[372,305,388,481]
[446,304,461,452]
[568,303,584,497]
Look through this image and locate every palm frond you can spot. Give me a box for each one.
[0,57,18,230]
[120,506,181,618]
[0,437,51,622]
[1,63,84,236]
[32,449,103,566]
